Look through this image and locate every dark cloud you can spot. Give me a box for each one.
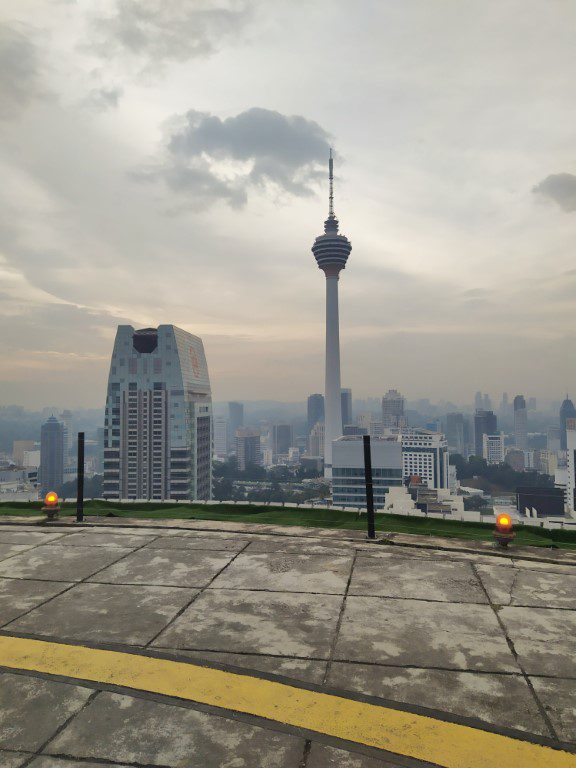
[139,107,331,208]
[0,24,44,119]
[93,0,253,66]
[533,173,576,212]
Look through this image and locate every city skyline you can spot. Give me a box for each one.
[2,2,576,407]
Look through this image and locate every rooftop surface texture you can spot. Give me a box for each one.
[0,517,575,767]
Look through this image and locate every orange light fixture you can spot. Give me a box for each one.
[495,513,512,532]
[44,491,59,506]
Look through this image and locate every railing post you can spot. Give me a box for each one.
[76,432,84,523]
[363,435,376,539]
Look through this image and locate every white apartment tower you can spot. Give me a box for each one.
[311,150,352,479]
[483,433,505,465]
[401,429,449,489]
[103,325,212,501]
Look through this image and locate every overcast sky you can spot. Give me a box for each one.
[1,0,576,409]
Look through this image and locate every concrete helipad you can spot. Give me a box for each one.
[0,519,575,767]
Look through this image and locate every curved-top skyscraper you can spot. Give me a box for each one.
[312,151,352,478]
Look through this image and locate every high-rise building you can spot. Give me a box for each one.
[474,410,497,458]
[560,397,576,451]
[382,389,406,429]
[12,440,35,467]
[474,392,483,410]
[445,413,465,455]
[513,395,528,450]
[228,402,244,451]
[40,416,64,493]
[307,394,324,434]
[236,428,261,471]
[308,421,325,457]
[483,433,505,465]
[311,150,352,478]
[102,325,212,501]
[213,418,229,459]
[565,418,576,516]
[483,394,492,411]
[332,436,403,508]
[401,429,449,489]
[60,409,73,460]
[341,388,352,427]
[272,424,293,458]
[547,426,561,453]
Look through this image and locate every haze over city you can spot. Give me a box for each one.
[2,0,576,408]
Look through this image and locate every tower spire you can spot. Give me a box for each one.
[328,148,334,218]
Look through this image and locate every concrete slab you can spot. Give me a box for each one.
[530,677,576,742]
[335,596,518,672]
[477,564,576,609]
[349,556,487,604]
[307,744,406,767]
[48,532,156,548]
[153,588,343,658]
[8,583,197,645]
[47,691,305,767]
[499,606,576,676]
[245,537,358,555]
[0,543,36,561]
[209,552,354,594]
[0,531,67,545]
[0,545,133,582]
[88,548,237,588]
[0,672,92,751]
[171,649,328,683]
[327,663,548,735]
[0,577,72,626]
[28,759,133,768]
[144,536,248,552]
[0,752,30,768]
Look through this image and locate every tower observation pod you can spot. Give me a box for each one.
[311,150,352,479]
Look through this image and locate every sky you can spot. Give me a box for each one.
[1,0,576,409]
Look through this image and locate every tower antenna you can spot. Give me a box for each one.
[329,148,334,217]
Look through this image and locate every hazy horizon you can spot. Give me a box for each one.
[2,1,576,408]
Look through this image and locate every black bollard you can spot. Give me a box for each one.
[363,435,376,539]
[76,432,85,523]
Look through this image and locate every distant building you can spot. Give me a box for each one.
[382,389,406,428]
[22,450,40,469]
[474,392,483,410]
[505,448,525,472]
[483,433,505,465]
[534,449,557,477]
[517,487,565,518]
[474,410,497,458]
[547,426,561,453]
[401,429,449,489]
[228,402,244,452]
[307,394,324,434]
[341,388,353,428]
[40,416,64,493]
[560,397,576,451]
[12,440,35,467]
[343,425,367,436]
[272,424,293,458]
[102,325,212,501]
[236,428,261,471]
[332,436,402,508]
[213,418,229,459]
[60,409,73,460]
[483,394,492,411]
[308,421,325,458]
[445,413,465,455]
[513,395,528,450]
[566,418,576,516]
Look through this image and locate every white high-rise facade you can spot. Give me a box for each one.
[401,429,449,489]
[103,325,212,501]
[312,151,352,479]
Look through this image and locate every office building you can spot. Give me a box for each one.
[102,325,212,501]
[236,428,261,471]
[474,410,497,458]
[60,409,73,459]
[382,389,406,428]
[308,421,325,457]
[332,436,403,508]
[474,392,483,411]
[307,394,324,434]
[566,418,576,516]
[272,424,293,458]
[401,429,449,489]
[228,402,244,451]
[547,426,561,453]
[40,416,64,493]
[12,440,35,467]
[341,388,353,427]
[560,397,576,451]
[311,150,352,478]
[213,418,229,459]
[513,395,527,450]
[445,413,465,455]
[343,425,368,436]
[483,433,505,465]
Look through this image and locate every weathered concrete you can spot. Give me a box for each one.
[0,672,92,751]
[530,677,576,742]
[47,691,306,767]
[172,649,328,683]
[477,563,576,608]
[0,530,67,545]
[349,555,487,603]
[144,535,248,552]
[49,531,157,548]
[0,544,133,581]
[8,583,197,645]
[0,752,30,768]
[334,596,518,671]
[209,552,354,594]
[153,588,343,657]
[0,542,36,560]
[307,744,402,767]
[88,548,237,588]
[0,577,72,625]
[27,759,133,768]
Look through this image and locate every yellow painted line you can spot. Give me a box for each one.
[0,636,573,768]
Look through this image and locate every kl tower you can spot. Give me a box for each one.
[312,150,352,479]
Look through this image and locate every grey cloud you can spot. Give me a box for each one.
[0,24,44,119]
[93,0,254,66]
[140,107,331,207]
[84,87,123,111]
[533,173,576,212]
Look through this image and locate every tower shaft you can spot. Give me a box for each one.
[324,274,343,477]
